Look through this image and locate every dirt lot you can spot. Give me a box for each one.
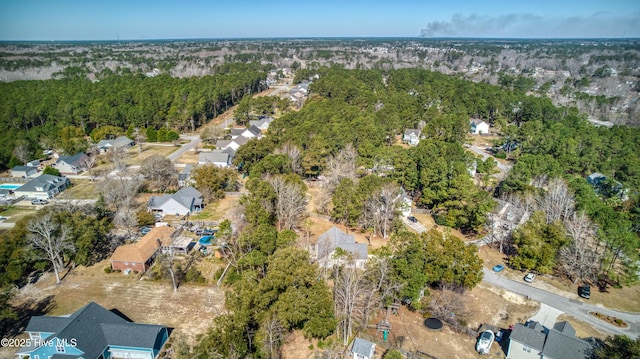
[2,260,224,358]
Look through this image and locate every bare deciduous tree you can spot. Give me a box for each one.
[333,261,370,345]
[558,212,602,283]
[259,315,285,359]
[139,154,177,191]
[274,142,302,175]
[428,286,468,326]
[363,183,403,239]
[13,143,31,165]
[27,213,75,283]
[322,143,357,195]
[107,145,128,171]
[267,176,308,231]
[99,171,142,209]
[200,125,226,144]
[538,177,575,224]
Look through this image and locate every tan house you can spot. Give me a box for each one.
[110,226,176,272]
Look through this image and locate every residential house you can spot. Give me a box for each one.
[403,129,422,146]
[241,125,262,139]
[148,186,204,217]
[110,226,176,272]
[249,116,274,131]
[215,139,233,149]
[16,302,168,359]
[506,321,593,359]
[230,128,245,139]
[178,164,193,187]
[316,227,368,269]
[11,165,37,178]
[470,118,490,134]
[351,337,375,359]
[586,172,607,187]
[228,135,250,151]
[96,136,134,152]
[586,172,629,200]
[26,159,40,168]
[56,153,89,175]
[14,174,70,200]
[198,149,232,168]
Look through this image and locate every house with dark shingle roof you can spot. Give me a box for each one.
[11,165,37,178]
[56,153,89,175]
[13,174,70,200]
[198,149,232,168]
[316,227,368,269]
[16,302,168,359]
[147,186,204,217]
[351,337,375,359]
[96,136,134,152]
[506,321,594,359]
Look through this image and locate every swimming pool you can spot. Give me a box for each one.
[198,235,215,246]
[0,183,22,190]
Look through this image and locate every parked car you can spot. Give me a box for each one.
[579,285,591,299]
[407,216,418,223]
[0,216,7,221]
[492,264,505,272]
[140,227,152,235]
[31,199,49,205]
[524,273,536,283]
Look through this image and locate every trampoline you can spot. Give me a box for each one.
[424,318,443,330]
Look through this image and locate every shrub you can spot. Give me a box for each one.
[104,266,113,273]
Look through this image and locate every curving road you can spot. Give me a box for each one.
[482,268,640,339]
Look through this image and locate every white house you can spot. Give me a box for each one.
[56,153,89,175]
[470,119,490,134]
[241,125,262,139]
[403,129,422,146]
[249,116,274,131]
[96,136,134,152]
[316,227,368,269]
[11,165,37,178]
[148,187,204,216]
[351,337,375,359]
[14,174,70,199]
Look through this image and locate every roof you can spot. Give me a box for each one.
[199,150,230,164]
[470,118,488,126]
[233,135,250,146]
[249,116,274,129]
[12,165,36,172]
[215,139,232,149]
[587,172,607,180]
[542,329,592,359]
[97,136,133,149]
[352,337,375,357]
[245,125,262,136]
[230,128,245,137]
[172,186,203,208]
[110,226,176,264]
[15,174,68,193]
[317,227,367,261]
[404,129,420,137]
[553,321,576,336]
[509,323,546,351]
[57,153,87,166]
[24,302,166,359]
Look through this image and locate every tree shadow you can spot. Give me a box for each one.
[0,295,56,338]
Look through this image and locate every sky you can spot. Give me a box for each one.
[0,0,639,41]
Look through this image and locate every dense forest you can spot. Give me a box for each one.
[0,63,268,168]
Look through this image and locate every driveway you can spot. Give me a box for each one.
[467,145,512,173]
[482,268,640,338]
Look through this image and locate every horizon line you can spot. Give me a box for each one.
[1,36,639,43]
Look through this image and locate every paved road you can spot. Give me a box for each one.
[167,135,201,162]
[467,145,512,173]
[482,268,640,338]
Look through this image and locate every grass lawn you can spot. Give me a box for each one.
[0,207,36,223]
[57,179,100,200]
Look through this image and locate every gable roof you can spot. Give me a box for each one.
[110,226,176,264]
[249,116,274,129]
[199,150,230,164]
[97,136,133,149]
[24,302,166,359]
[12,165,36,172]
[215,139,232,149]
[245,125,262,136]
[470,118,487,126]
[233,135,250,146]
[510,323,546,351]
[352,337,375,357]
[404,129,420,137]
[542,329,592,359]
[317,227,368,261]
[15,174,68,193]
[172,186,203,208]
[57,153,87,166]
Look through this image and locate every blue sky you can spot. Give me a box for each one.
[1,0,639,40]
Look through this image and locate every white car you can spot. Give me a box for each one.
[524,273,536,283]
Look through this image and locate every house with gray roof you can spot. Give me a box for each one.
[56,153,89,174]
[13,174,70,200]
[16,301,168,359]
[96,136,134,152]
[470,118,490,134]
[11,165,37,178]
[242,125,262,139]
[351,337,375,359]
[249,116,274,131]
[198,149,232,168]
[178,164,194,187]
[506,321,593,359]
[148,186,204,216]
[316,227,368,269]
[403,129,422,146]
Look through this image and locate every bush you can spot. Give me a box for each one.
[104,266,113,273]
[185,267,206,284]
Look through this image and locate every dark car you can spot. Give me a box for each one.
[579,285,591,299]
[407,216,418,223]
